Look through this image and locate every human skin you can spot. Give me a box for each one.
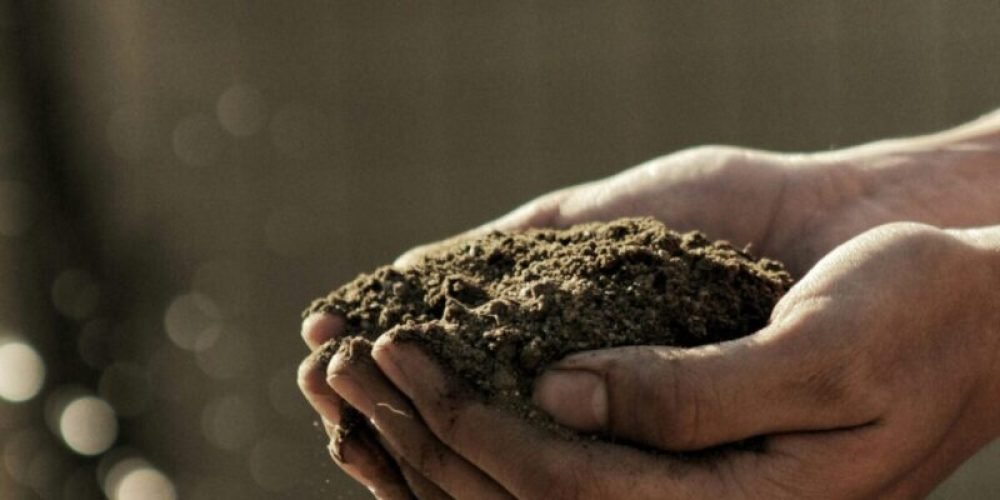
[299,111,1000,498]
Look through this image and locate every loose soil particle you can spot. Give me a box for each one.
[308,217,792,436]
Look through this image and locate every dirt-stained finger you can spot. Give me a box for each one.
[298,339,344,423]
[397,460,453,500]
[330,407,414,500]
[302,313,346,350]
[372,338,746,500]
[328,338,513,500]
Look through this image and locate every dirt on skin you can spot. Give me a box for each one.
[307,217,793,436]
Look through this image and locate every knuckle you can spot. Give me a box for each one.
[657,361,706,449]
[607,348,707,449]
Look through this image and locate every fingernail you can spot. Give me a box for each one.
[533,369,607,432]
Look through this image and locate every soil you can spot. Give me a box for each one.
[307,217,792,436]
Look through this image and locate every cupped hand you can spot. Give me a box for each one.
[297,138,1000,497]
[322,222,1000,499]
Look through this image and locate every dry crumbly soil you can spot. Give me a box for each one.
[307,217,793,433]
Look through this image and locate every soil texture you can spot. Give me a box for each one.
[307,217,792,431]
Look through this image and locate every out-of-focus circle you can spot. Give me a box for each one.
[267,365,310,419]
[0,340,46,403]
[58,396,118,455]
[115,466,177,500]
[264,205,319,258]
[103,455,176,500]
[0,181,35,238]
[195,325,253,380]
[192,259,252,318]
[269,104,329,161]
[217,84,268,137]
[248,437,306,492]
[163,293,222,351]
[96,447,139,493]
[172,113,225,167]
[200,394,259,451]
[98,363,152,418]
[52,269,101,321]
[45,386,86,435]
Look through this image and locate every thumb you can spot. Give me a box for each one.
[532,319,884,451]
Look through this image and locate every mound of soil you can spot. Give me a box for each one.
[307,217,792,430]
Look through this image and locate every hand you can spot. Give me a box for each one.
[324,222,1000,498]
[395,135,1000,277]
[299,130,1000,497]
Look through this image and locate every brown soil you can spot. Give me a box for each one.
[307,217,792,435]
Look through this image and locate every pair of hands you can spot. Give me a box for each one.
[300,137,1000,498]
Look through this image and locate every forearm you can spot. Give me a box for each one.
[818,111,1000,230]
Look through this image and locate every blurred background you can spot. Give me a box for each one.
[1,1,999,499]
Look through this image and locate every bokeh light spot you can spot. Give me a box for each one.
[58,395,118,455]
[195,325,253,380]
[104,456,177,500]
[0,340,46,403]
[116,466,177,500]
[217,84,268,137]
[163,293,222,351]
[172,113,225,167]
[248,437,305,492]
[201,394,259,451]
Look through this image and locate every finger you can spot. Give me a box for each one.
[372,337,741,499]
[302,341,413,497]
[531,307,886,451]
[302,313,346,350]
[396,461,453,500]
[393,190,573,268]
[753,424,932,499]
[328,338,512,500]
[329,408,414,500]
[298,339,344,423]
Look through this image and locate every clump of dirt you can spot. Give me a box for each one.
[307,217,792,429]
